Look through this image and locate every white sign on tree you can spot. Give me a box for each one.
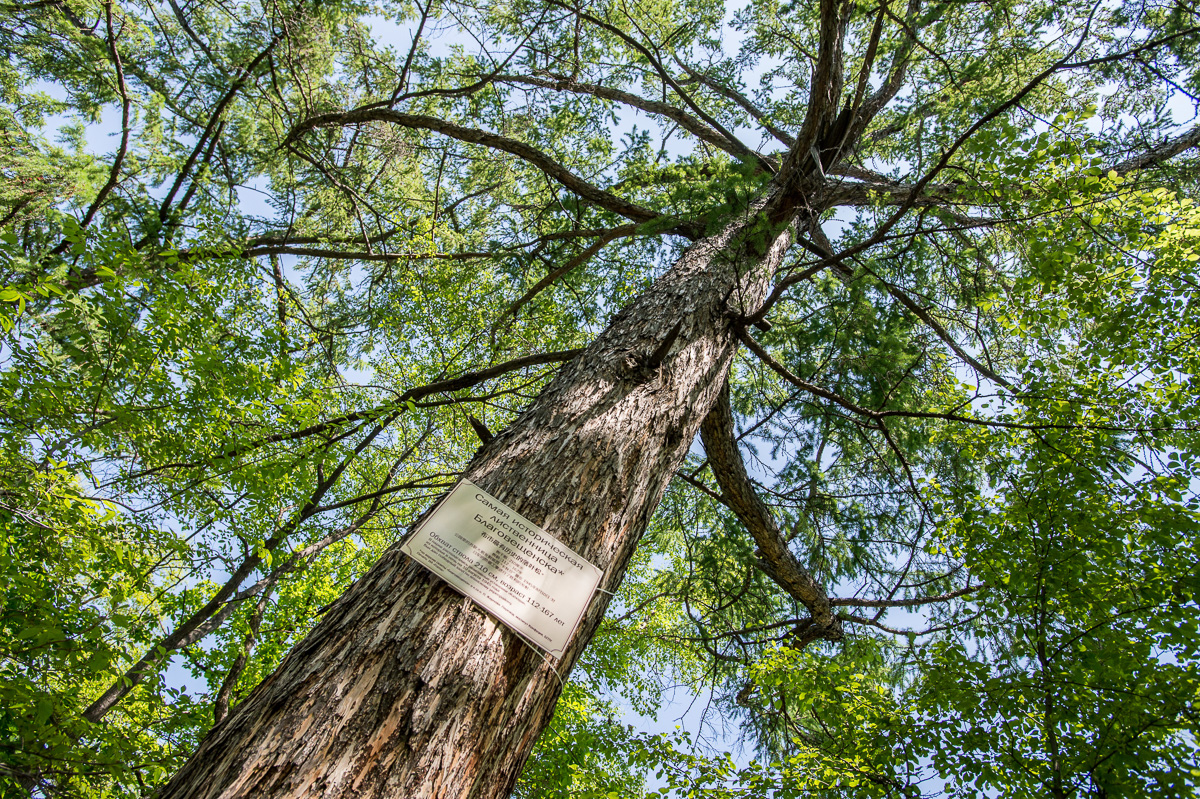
[400,480,603,657]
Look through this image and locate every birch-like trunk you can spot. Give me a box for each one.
[156,204,794,799]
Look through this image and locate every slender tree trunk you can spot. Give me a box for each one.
[156,202,796,799]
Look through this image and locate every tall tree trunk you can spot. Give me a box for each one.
[157,203,796,799]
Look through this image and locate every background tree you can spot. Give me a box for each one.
[1,0,1199,796]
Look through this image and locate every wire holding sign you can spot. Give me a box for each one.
[400,480,603,657]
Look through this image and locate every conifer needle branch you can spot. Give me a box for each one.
[495,226,635,326]
[287,108,664,225]
[700,381,841,643]
[543,0,775,174]
[832,584,984,607]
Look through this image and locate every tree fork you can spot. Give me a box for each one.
[155,204,799,799]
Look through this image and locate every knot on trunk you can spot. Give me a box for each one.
[623,319,685,382]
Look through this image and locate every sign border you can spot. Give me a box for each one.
[400,479,602,658]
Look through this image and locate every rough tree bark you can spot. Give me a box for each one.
[149,0,865,786]
[150,0,866,785]
[155,195,809,799]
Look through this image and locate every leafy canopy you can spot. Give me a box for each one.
[1,0,1199,795]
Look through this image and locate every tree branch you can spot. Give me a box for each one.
[287,107,665,227]
[50,0,132,255]
[832,583,984,607]
[1110,123,1200,175]
[213,578,273,725]
[495,73,771,168]
[699,380,841,644]
[117,348,585,483]
[496,224,638,323]
[673,61,795,150]
[544,0,776,174]
[82,416,408,722]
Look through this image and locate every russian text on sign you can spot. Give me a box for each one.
[400,480,603,657]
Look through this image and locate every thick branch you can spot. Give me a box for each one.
[241,245,492,262]
[495,73,770,168]
[699,381,840,643]
[1111,124,1200,175]
[288,108,664,226]
[791,0,849,165]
